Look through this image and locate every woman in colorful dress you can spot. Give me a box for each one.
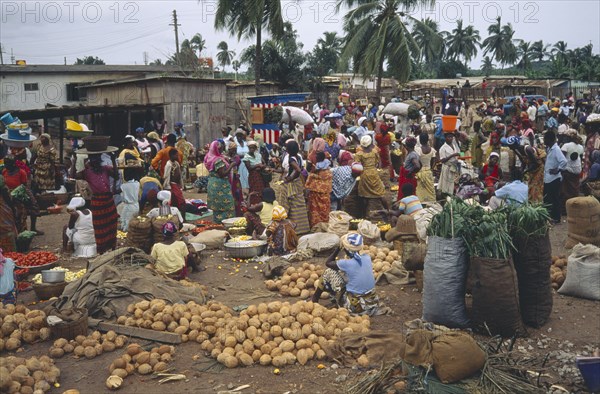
[0,175,18,252]
[163,148,185,216]
[226,141,244,216]
[305,152,333,229]
[308,137,327,170]
[266,206,298,256]
[32,133,58,192]
[2,155,43,235]
[176,136,193,183]
[77,154,118,254]
[503,135,544,203]
[397,137,421,200]
[438,133,461,196]
[415,133,436,203]
[375,123,392,180]
[274,140,310,235]
[235,129,250,190]
[312,233,379,316]
[354,135,389,214]
[324,130,340,163]
[481,152,503,201]
[244,141,266,205]
[244,188,278,238]
[205,140,235,223]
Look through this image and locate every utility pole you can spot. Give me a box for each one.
[10,48,15,64]
[143,51,148,65]
[169,10,180,56]
[0,43,4,65]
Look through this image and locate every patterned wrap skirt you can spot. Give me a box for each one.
[318,268,379,316]
[91,192,118,254]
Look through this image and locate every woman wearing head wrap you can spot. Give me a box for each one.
[150,221,189,279]
[375,122,392,181]
[305,152,333,229]
[2,155,43,235]
[481,152,503,200]
[397,137,421,200]
[63,196,96,257]
[226,141,244,215]
[234,129,250,189]
[324,130,341,163]
[308,137,327,167]
[244,141,267,205]
[414,133,436,202]
[146,190,184,224]
[502,135,544,203]
[266,206,298,256]
[0,175,18,252]
[272,140,310,235]
[244,187,278,238]
[311,233,379,316]
[32,133,58,192]
[438,132,461,196]
[353,135,389,217]
[205,140,235,223]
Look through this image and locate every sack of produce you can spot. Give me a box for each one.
[402,241,427,271]
[151,215,180,243]
[422,236,470,328]
[382,102,410,116]
[189,229,228,249]
[471,256,524,337]
[432,331,486,383]
[513,233,553,327]
[280,106,314,125]
[565,196,600,248]
[328,211,353,236]
[297,233,340,255]
[558,243,600,300]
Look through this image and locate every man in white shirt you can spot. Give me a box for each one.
[527,102,537,123]
[543,131,568,223]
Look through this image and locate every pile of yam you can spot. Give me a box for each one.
[551,255,568,289]
[48,330,127,359]
[0,304,50,352]
[264,263,324,298]
[0,355,60,394]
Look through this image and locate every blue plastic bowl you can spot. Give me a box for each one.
[576,357,600,392]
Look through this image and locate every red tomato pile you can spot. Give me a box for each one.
[5,251,58,267]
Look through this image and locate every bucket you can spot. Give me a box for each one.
[442,115,458,131]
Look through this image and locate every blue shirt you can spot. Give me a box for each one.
[495,180,528,206]
[544,143,568,184]
[336,255,376,295]
[546,117,558,129]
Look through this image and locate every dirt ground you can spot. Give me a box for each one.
[5,201,600,394]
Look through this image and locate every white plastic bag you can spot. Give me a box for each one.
[297,233,340,253]
[328,211,353,236]
[558,243,600,300]
[382,103,410,116]
[358,220,381,244]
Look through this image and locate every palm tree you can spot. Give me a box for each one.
[482,17,517,67]
[481,56,494,76]
[412,17,444,64]
[516,40,533,71]
[190,33,206,58]
[445,19,480,67]
[552,41,569,64]
[216,41,236,71]
[215,0,284,93]
[232,59,241,80]
[317,32,343,55]
[530,40,550,62]
[338,0,434,102]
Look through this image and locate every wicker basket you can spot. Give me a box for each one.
[82,136,110,151]
[49,308,88,340]
[228,227,247,237]
[33,281,67,300]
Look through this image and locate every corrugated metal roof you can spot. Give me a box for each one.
[83,75,231,88]
[405,76,568,89]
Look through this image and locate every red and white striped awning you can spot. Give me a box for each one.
[251,103,282,109]
[252,128,280,144]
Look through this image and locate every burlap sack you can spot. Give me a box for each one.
[328,211,353,236]
[471,256,524,337]
[127,217,153,252]
[432,331,486,383]
[189,230,228,249]
[402,241,427,271]
[358,220,380,245]
[566,196,600,248]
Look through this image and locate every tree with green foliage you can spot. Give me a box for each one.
[530,40,550,63]
[516,40,534,71]
[190,33,206,59]
[215,0,284,94]
[74,56,105,65]
[412,17,444,64]
[216,41,236,71]
[482,17,517,67]
[338,0,434,102]
[481,56,494,76]
[445,19,480,67]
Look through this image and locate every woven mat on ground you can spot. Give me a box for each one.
[326,330,407,366]
[51,247,205,319]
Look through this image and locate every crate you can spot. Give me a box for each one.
[33,281,67,300]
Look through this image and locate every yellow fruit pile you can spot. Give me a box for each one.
[230,235,252,242]
[264,263,323,298]
[32,267,86,284]
[550,255,568,289]
[0,355,60,393]
[48,330,127,359]
[0,304,50,351]
[117,231,128,240]
[361,245,400,279]
[233,218,247,227]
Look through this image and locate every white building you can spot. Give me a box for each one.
[0,64,191,112]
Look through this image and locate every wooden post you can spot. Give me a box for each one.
[43,117,49,134]
[58,116,64,163]
[127,110,131,135]
[91,113,96,131]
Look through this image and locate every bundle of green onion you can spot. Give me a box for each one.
[464,209,514,260]
[504,203,550,238]
[427,198,473,239]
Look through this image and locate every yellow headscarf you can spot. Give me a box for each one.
[272,206,288,221]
